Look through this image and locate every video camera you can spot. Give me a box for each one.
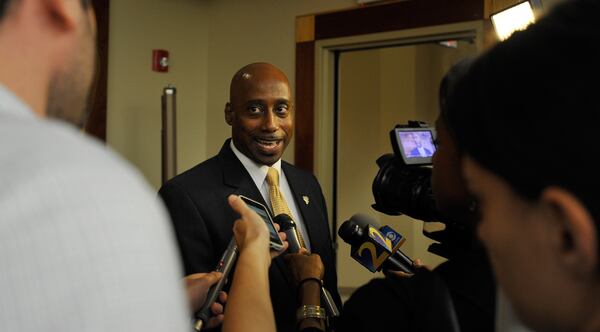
[372,121,472,259]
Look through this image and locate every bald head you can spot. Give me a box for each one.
[229,62,290,105]
[225,62,294,166]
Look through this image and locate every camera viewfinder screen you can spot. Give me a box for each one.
[398,130,436,158]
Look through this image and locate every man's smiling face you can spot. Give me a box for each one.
[226,64,294,166]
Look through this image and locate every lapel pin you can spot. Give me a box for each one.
[303,196,310,205]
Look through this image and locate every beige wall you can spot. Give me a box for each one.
[337,49,385,288]
[107,0,355,189]
[107,0,209,188]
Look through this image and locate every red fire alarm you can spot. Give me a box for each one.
[152,49,169,72]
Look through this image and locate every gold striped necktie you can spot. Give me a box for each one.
[266,167,307,249]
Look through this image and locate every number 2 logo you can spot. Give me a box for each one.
[357,242,389,270]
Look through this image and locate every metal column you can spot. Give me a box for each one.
[161,85,177,184]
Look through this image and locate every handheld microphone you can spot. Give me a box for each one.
[273,214,302,253]
[338,214,414,274]
[193,238,238,331]
[273,213,340,319]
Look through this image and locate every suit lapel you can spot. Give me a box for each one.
[218,140,267,206]
[282,162,325,252]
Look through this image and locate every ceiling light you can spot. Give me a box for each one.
[491,1,536,41]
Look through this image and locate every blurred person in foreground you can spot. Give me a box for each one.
[0,0,282,330]
[446,0,600,331]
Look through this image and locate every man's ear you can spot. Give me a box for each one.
[42,0,79,32]
[541,187,598,278]
[225,102,233,125]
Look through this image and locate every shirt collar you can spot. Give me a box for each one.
[230,140,282,189]
[0,84,36,119]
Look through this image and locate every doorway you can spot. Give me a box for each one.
[310,22,484,298]
[333,38,477,297]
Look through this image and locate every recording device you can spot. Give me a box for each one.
[372,121,438,219]
[194,238,238,331]
[338,214,414,274]
[239,195,285,252]
[391,125,436,165]
[372,121,472,259]
[273,214,302,253]
[273,213,341,319]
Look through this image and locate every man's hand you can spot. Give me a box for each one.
[184,272,228,328]
[285,249,326,331]
[284,248,324,286]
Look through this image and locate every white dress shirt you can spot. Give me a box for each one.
[230,140,311,250]
[0,85,190,331]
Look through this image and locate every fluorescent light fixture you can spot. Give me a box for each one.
[491,1,536,41]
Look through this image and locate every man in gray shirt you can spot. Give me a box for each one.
[0,0,226,330]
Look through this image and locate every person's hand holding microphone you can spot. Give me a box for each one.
[222,195,288,332]
[285,249,326,331]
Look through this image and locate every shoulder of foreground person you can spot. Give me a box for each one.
[0,118,191,331]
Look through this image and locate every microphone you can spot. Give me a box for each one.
[273,214,302,253]
[338,213,414,274]
[273,213,340,319]
[193,238,238,331]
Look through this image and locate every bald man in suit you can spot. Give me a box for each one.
[159,63,341,332]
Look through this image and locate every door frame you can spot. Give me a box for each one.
[315,21,485,229]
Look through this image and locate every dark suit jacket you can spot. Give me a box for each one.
[159,140,341,332]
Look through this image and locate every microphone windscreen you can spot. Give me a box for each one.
[337,219,357,244]
[338,213,377,246]
[273,213,294,231]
